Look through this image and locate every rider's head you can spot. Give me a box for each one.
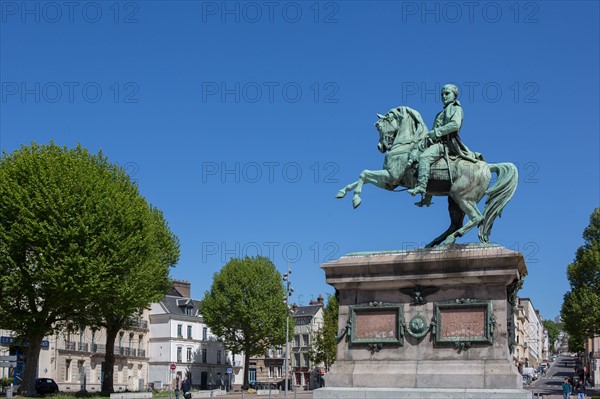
[441,84,459,106]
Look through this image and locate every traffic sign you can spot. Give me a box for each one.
[170,363,176,371]
[226,368,232,374]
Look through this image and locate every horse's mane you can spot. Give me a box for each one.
[389,106,429,136]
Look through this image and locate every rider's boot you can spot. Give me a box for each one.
[408,162,430,196]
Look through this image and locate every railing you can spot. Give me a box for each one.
[78,343,89,352]
[89,345,145,357]
[126,318,149,329]
[64,341,76,350]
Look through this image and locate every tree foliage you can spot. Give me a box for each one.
[542,320,560,353]
[199,257,288,386]
[0,143,179,395]
[561,208,600,347]
[308,294,338,371]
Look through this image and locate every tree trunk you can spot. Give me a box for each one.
[243,352,250,387]
[21,330,45,396]
[101,325,119,394]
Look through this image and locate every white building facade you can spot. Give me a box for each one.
[148,280,243,390]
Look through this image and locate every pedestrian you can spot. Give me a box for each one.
[562,377,572,399]
[172,374,182,399]
[182,375,191,399]
[574,380,586,399]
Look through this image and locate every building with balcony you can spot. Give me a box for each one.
[147,280,243,390]
[0,315,151,393]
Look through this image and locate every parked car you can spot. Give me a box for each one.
[522,367,538,381]
[35,378,59,395]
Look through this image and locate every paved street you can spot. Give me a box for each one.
[525,354,599,398]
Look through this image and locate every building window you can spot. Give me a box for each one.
[66,359,72,381]
[202,348,207,363]
[277,346,283,358]
[187,325,192,339]
[202,327,208,340]
[177,324,183,338]
[187,347,192,362]
[177,347,182,363]
[138,335,143,352]
[129,333,134,349]
[217,350,222,364]
[277,366,283,378]
[185,307,193,316]
[303,354,310,368]
[303,334,309,347]
[91,330,96,347]
[268,365,274,378]
[294,354,300,368]
[294,335,300,347]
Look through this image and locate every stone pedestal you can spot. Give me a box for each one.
[314,244,531,399]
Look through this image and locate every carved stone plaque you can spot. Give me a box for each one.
[355,310,397,339]
[433,300,494,346]
[349,303,404,346]
[440,308,485,338]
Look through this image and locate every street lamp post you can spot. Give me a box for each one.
[283,267,294,399]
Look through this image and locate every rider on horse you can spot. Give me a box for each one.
[407,83,481,197]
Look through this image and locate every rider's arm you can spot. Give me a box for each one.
[431,105,463,139]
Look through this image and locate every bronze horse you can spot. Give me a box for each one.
[336,106,518,247]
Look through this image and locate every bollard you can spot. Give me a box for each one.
[241,389,244,399]
[268,386,272,399]
[210,390,214,399]
[6,384,13,399]
[293,387,297,399]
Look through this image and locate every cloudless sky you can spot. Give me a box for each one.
[1,0,598,321]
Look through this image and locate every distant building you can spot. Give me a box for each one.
[291,296,325,390]
[514,298,544,368]
[1,316,150,393]
[148,280,243,390]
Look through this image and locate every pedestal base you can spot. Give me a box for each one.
[314,387,532,399]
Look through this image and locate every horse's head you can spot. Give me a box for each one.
[374,107,427,153]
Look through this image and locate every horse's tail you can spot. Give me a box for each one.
[478,163,518,243]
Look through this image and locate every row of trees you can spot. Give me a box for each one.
[561,208,600,352]
[0,143,180,395]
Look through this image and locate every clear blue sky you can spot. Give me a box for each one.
[1,1,598,321]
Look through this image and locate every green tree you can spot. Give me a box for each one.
[0,143,179,395]
[543,320,560,353]
[308,294,338,371]
[561,208,600,348]
[199,257,289,387]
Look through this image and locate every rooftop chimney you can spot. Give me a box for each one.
[173,279,191,298]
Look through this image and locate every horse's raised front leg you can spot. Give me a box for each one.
[336,181,359,199]
[337,169,394,208]
[351,169,393,208]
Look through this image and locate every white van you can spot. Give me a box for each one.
[522,367,538,380]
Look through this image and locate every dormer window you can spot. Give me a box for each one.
[177,298,194,315]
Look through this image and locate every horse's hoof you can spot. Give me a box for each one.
[336,190,346,199]
[442,236,456,246]
[352,197,362,209]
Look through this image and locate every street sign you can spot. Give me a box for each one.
[170,363,176,371]
[0,356,17,361]
[226,368,232,374]
[0,362,17,367]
